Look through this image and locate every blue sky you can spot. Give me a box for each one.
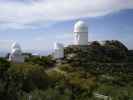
[0,0,133,53]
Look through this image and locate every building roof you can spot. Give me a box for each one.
[11,42,21,50]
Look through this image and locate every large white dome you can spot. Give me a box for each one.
[74,20,88,33]
[11,42,21,50]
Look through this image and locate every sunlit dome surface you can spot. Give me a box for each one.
[11,48,22,55]
[11,42,21,50]
[74,20,88,33]
[9,42,24,63]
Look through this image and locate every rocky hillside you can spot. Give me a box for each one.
[64,40,128,63]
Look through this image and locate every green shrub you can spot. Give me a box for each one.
[25,55,55,69]
[8,63,50,92]
[0,58,10,79]
[47,70,65,82]
[58,64,75,73]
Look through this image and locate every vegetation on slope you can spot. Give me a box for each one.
[0,40,133,100]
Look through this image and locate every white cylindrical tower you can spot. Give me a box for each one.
[53,42,64,59]
[74,20,88,45]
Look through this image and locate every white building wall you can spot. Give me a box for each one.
[53,43,64,59]
[53,49,64,59]
[9,55,24,63]
[74,32,88,45]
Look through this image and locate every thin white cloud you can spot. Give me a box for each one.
[0,0,133,29]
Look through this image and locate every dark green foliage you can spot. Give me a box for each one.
[104,40,128,52]
[64,40,128,66]
[47,70,65,83]
[58,64,76,73]
[0,58,12,100]
[25,55,55,69]
[0,58,10,79]
[127,50,133,62]
[63,40,133,100]
[0,40,132,100]
[20,88,72,100]
[8,63,50,92]
[0,61,51,100]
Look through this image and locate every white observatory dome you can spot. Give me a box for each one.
[74,20,88,33]
[11,42,21,50]
[11,48,22,55]
[9,42,24,63]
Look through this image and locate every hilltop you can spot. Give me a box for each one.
[0,40,133,100]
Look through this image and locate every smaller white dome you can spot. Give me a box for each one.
[11,42,21,50]
[54,42,64,50]
[99,41,106,46]
[74,20,88,33]
[11,48,22,55]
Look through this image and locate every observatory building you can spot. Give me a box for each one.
[74,20,88,45]
[53,20,88,59]
[9,42,24,63]
[53,42,64,59]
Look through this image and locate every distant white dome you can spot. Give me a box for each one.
[53,42,64,59]
[11,42,21,50]
[99,41,106,46]
[11,48,22,55]
[74,20,88,33]
[9,42,24,63]
[54,42,64,50]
